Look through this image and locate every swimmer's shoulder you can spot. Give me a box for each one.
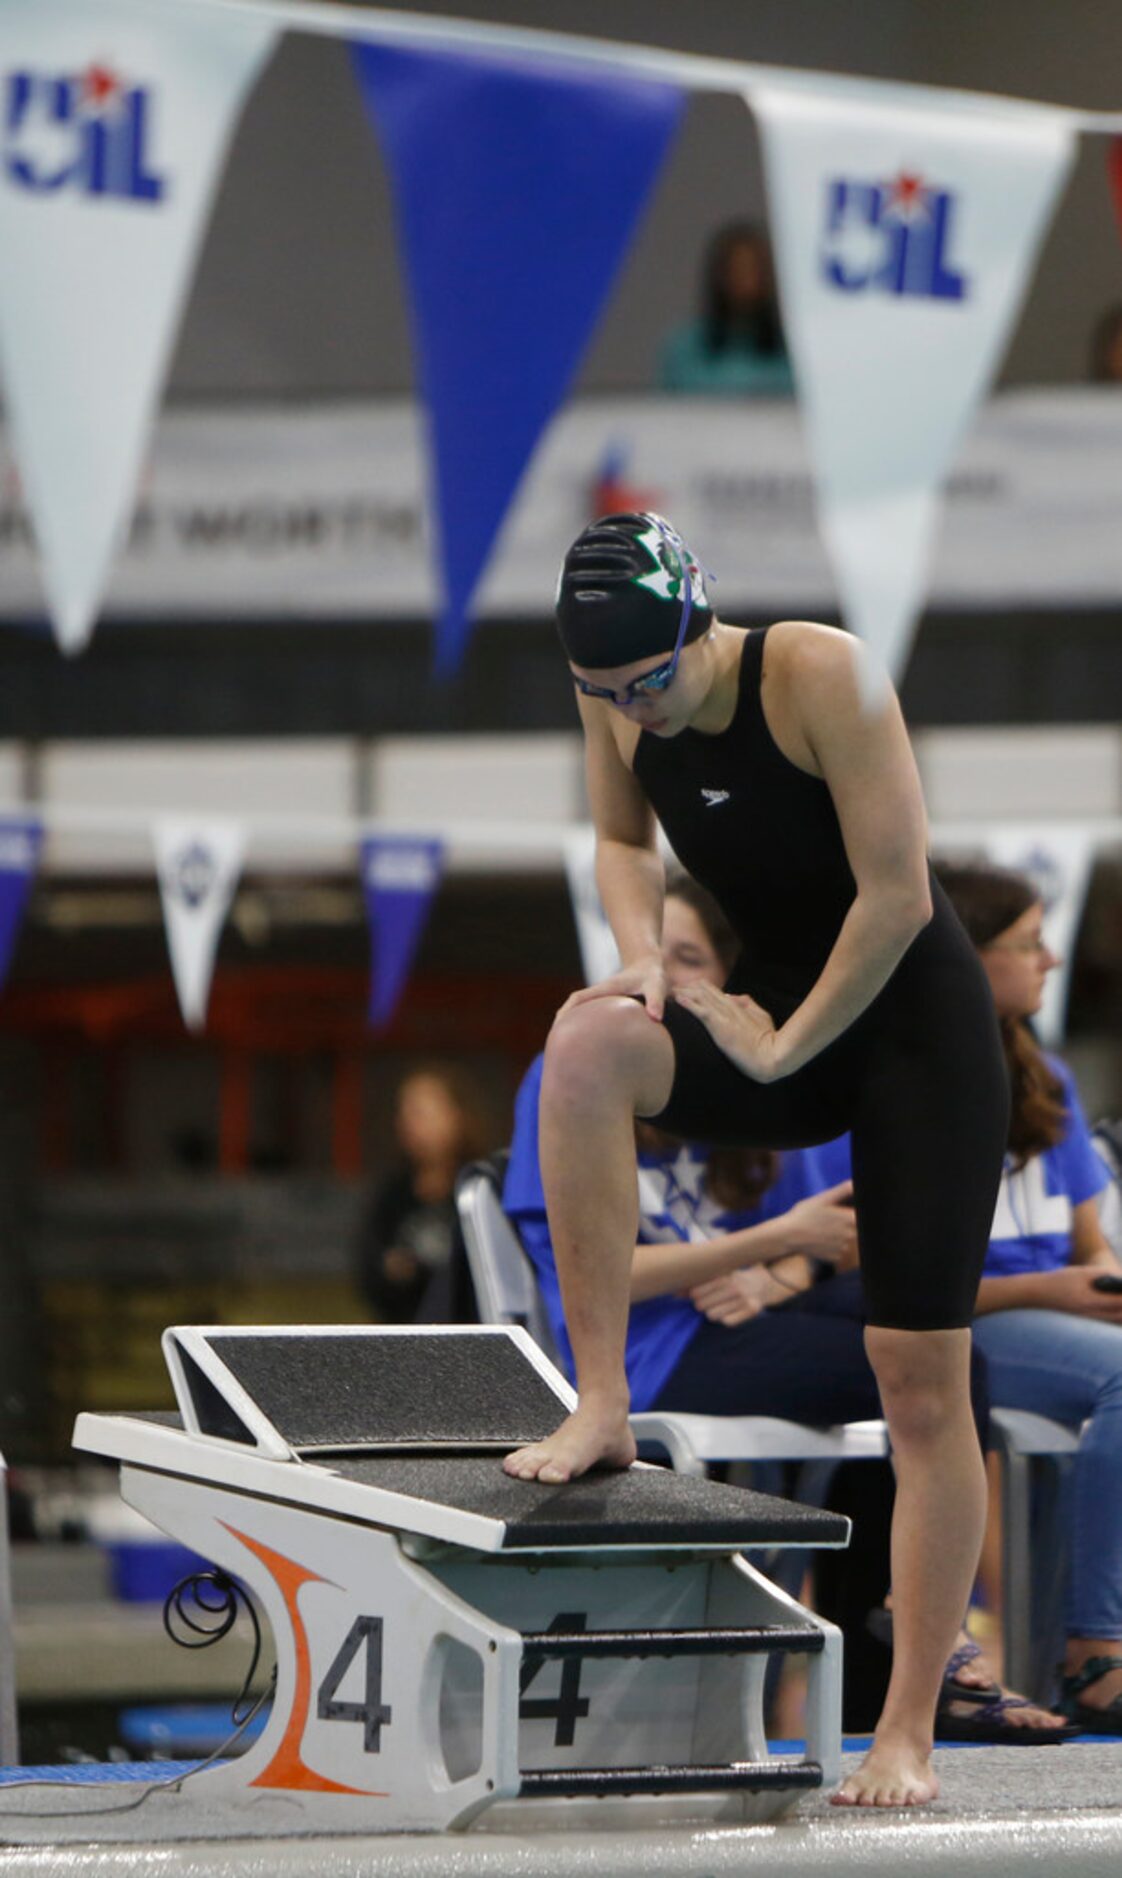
[759,622,868,776]
[762,619,857,684]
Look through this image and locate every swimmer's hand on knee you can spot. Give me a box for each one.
[674,981,781,1081]
[555,953,669,1024]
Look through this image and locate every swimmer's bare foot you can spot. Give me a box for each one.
[830,1731,939,1809]
[503,1405,637,1484]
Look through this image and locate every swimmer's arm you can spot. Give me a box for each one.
[579,691,666,969]
[765,626,932,1080]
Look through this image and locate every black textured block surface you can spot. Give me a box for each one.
[204,1331,567,1449]
[325,1454,850,1549]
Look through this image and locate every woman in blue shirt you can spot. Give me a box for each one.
[937,860,1122,1733]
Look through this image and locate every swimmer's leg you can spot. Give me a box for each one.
[503,997,675,1484]
[833,1325,985,1808]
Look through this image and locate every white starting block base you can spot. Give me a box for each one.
[0,1744,1119,1874]
[46,1323,1117,1871]
[64,1326,852,1835]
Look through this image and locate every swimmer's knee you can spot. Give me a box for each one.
[866,1324,973,1439]
[548,996,651,1060]
[866,1322,970,1374]
[544,997,670,1100]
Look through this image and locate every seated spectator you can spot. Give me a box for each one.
[356,1064,485,1324]
[932,859,1122,1734]
[659,221,795,397]
[505,875,1065,1743]
[1089,303,1122,383]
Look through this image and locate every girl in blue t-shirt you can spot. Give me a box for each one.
[937,859,1122,1734]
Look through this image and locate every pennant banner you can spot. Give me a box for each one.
[360,834,444,1030]
[153,817,246,1030]
[562,826,620,987]
[751,81,1075,686]
[351,41,683,674]
[0,815,42,992]
[0,0,277,652]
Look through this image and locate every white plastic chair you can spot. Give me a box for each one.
[989,1407,1079,1701]
[1091,1120,1122,1259]
[455,1156,561,1367]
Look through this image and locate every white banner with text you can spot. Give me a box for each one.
[2,390,1122,627]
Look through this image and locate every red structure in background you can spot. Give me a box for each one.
[1109,137,1122,242]
[1,965,571,1179]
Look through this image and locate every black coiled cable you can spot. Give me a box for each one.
[163,1569,271,1725]
[0,1570,276,1815]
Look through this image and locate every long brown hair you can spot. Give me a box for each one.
[934,859,1067,1168]
[701,221,786,359]
[637,875,779,1209]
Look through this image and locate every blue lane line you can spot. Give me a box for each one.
[0,1762,205,1785]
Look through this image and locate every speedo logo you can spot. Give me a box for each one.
[701,788,730,807]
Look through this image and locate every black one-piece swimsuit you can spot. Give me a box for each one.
[635,627,1009,1331]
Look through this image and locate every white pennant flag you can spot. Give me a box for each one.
[562,826,620,987]
[153,818,246,1031]
[0,0,277,652]
[750,80,1075,687]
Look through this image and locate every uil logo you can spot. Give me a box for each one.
[821,172,967,302]
[4,64,166,203]
[365,845,440,894]
[169,843,217,912]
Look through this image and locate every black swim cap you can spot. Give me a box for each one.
[556,512,713,670]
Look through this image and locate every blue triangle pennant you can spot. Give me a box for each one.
[0,816,42,992]
[360,835,444,1031]
[351,42,683,674]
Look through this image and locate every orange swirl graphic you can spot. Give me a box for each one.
[222,1521,387,1796]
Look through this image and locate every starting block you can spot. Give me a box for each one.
[71,1325,850,1835]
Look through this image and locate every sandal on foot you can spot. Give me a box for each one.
[1060,1654,1122,1734]
[941,1638,1002,1706]
[935,1691,1075,1746]
[866,1608,1000,1705]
